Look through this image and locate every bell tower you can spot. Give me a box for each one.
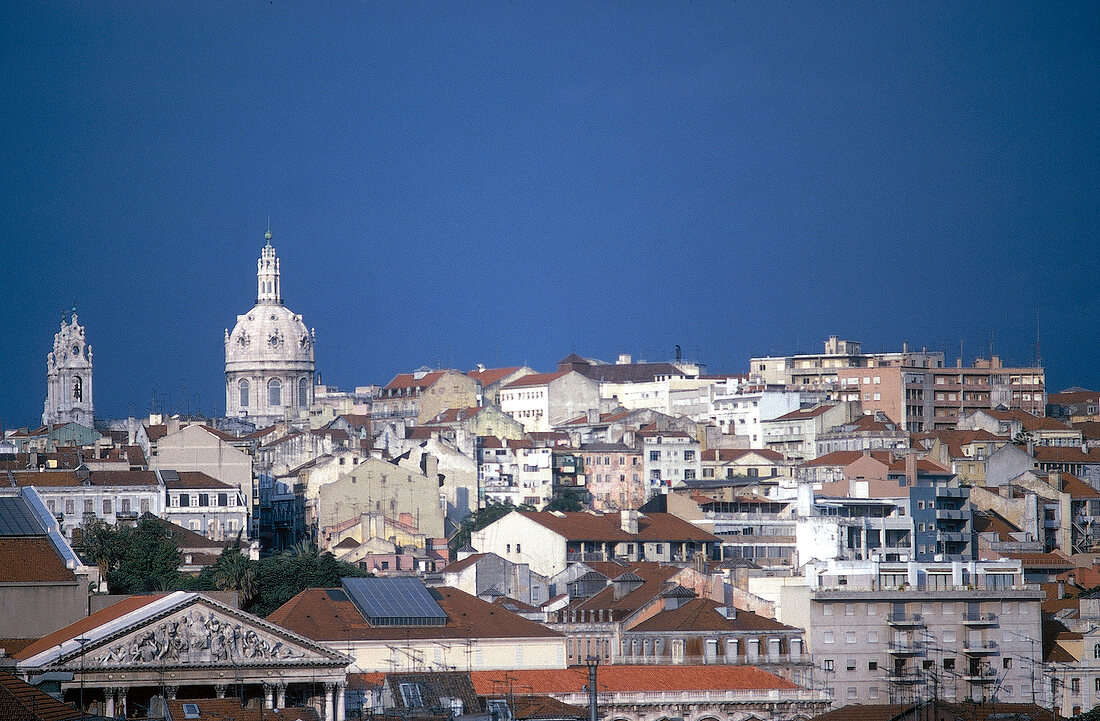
[44,306,95,427]
[256,228,281,304]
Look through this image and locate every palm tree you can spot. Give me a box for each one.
[213,550,259,606]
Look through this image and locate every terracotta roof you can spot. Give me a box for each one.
[467,366,525,386]
[773,404,835,421]
[166,699,319,721]
[1034,446,1100,464]
[562,410,632,426]
[627,598,797,633]
[800,450,892,468]
[1074,421,1100,440]
[470,664,797,694]
[266,586,562,642]
[1001,551,1075,568]
[504,370,569,389]
[441,553,485,574]
[885,458,951,474]
[980,409,1072,432]
[575,563,681,617]
[6,470,161,488]
[510,694,587,721]
[337,414,372,429]
[198,425,241,442]
[570,362,686,384]
[163,471,235,490]
[0,670,84,720]
[15,594,168,660]
[428,407,484,424]
[384,371,446,391]
[1058,472,1100,499]
[1050,390,1099,405]
[518,511,718,543]
[973,511,1020,542]
[244,425,278,440]
[701,448,784,462]
[145,424,168,440]
[494,596,540,613]
[0,538,76,583]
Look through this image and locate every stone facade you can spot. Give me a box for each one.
[225,230,315,426]
[43,308,95,427]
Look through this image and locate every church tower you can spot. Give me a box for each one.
[225,230,315,426]
[44,307,95,427]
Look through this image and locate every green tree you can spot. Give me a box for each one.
[212,549,260,606]
[249,547,369,617]
[74,518,123,577]
[544,491,586,512]
[104,518,182,593]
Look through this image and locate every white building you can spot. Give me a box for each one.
[225,229,316,426]
[43,307,95,427]
[639,430,702,494]
[477,438,555,509]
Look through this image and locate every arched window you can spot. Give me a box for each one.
[239,379,250,407]
[298,378,308,408]
[268,379,282,406]
[1094,643,1100,659]
[73,375,83,401]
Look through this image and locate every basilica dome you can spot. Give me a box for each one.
[224,231,315,424]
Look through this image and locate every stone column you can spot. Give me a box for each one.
[336,682,347,721]
[104,688,116,718]
[215,684,228,699]
[277,683,287,709]
[264,683,274,710]
[324,683,335,721]
[118,688,128,718]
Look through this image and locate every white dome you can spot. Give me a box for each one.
[225,303,313,371]
[224,233,315,424]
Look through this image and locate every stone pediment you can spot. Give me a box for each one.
[43,593,346,671]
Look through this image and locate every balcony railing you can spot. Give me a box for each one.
[887,613,924,626]
[887,642,926,655]
[615,653,807,666]
[963,669,997,683]
[962,612,997,626]
[963,640,998,655]
[885,670,925,684]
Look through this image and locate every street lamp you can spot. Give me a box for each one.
[585,656,599,721]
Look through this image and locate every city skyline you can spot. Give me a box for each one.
[2,2,1097,424]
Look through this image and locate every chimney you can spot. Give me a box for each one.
[1058,580,1066,599]
[621,509,639,535]
[905,453,917,487]
[1027,439,1035,456]
[586,408,599,424]
[617,354,632,365]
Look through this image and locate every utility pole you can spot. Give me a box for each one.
[586,656,599,721]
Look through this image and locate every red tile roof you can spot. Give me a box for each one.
[518,511,718,543]
[266,586,562,642]
[0,538,76,583]
[0,670,84,721]
[163,471,236,490]
[800,450,892,468]
[885,458,951,474]
[773,404,835,421]
[467,366,526,386]
[166,699,319,721]
[145,424,168,440]
[627,598,797,633]
[981,409,1073,432]
[1034,446,1100,464]
[504,370,569,389]
[7,470,161,487]
[470,664,796,694]
[384,371,446,390]
[15,594,168,660]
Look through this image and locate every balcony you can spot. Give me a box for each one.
[962,612,997,626]
[963,669,997,684]
[885,670,924,684]
[963,641,998,655]
[887,613,924,627]
[116,510,139,520]
[615,653,808,666]
[938,531,971,543]
[936,487,967,499]
[935,509,967,521]
[887,642,925,656]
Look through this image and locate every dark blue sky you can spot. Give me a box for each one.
[2,2,1097,426]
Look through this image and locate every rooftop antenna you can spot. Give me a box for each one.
[1036,306,1042,368]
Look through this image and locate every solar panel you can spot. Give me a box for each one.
[342,577,448,626]
[0,497,45,536]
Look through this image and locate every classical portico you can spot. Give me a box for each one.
[15,592,349,719]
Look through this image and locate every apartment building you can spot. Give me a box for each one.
[838,357,1046,433]
[751,337,945,390]
[789,559,1043,707]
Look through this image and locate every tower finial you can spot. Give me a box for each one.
[265,218,272,243]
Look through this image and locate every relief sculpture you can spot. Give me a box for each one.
[94,609,305,666]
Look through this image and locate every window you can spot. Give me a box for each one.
[649,451,660,461]
[823,631,835,644]
[684,469,696,480]
[140,498,150,513]
[268,379,282,406]
[943,658,955,670]
[868,631,879,643]
[868,660,878,671]
[199,493,209,507]
[1072,678,1080,693]
[298,377,309,408]
[179,494,190,507]
[1003,657,1012,669]
[868,686,879,700]
[847,687,858,700]
[846,659,856,670]
[845,631,856,644]
[823,659,834,672]
[218,493,228,506]
[516,544,521,553]
[239,379,250,407]
[102,499,111,514]
[399,683,424,708]
[684,450,695,462]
